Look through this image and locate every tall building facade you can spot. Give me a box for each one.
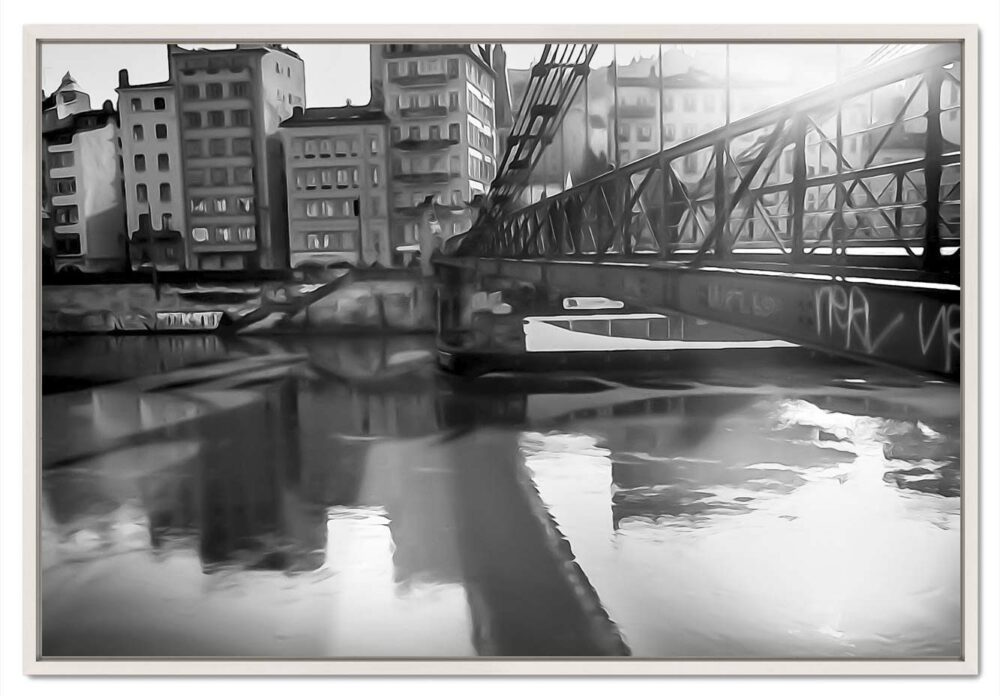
[372,44,498,263]
[116,70,187,270]
[279,106,391,268]
[41,73,127,273]
[168,44,305,271]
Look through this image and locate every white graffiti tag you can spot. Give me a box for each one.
[918,303,961,374]
[814,285,904,355]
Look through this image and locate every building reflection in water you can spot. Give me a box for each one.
[40,334,961,658]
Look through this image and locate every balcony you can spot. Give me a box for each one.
[389,72,449,87]
[619,103,657,118]
[394,202,465,218]
[399,105,448,119]
[392,171,458,185]
[392,137,459,152]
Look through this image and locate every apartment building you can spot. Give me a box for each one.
[373,44,498,263]
[168,44,305,271]
[116,69,187,270]
[279,105,391,268]
[41,73,127,273]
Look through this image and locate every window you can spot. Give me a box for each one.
[206,83,223,99]
[237,225,255,242]
[390,127,401,144]
[319,140,333,158]
[214,197,228,213]
[54,234,81,256]
[663,123,676,141]
[183,112,202,128]
[684,153,698,174]
[159,183,171,202]
[52,178,76,195]
[638,125,652,142]
[335,168,349,188]
[303,140,318,158]
[236,196,254,213]
[183,84,199,99]
[216,226,232,242]
[208,111,225,127]
[209,138,227,157]
[186,169,205,186]
[192,227,209,242]
[131,98,142,112]
[134,155,146,172]
[184,140,203,157]
[429,125,441,140]
[154,97,165,111]
[132,125,144,141]
[447,58,459,78]
[683,95,696,112]
[136,184,148,203]
[306,233,322,249]
[369,136,379,155]
[407,61,417,75]
[448,123,460,141]
[234,167,253,185]
[664,95,675,112]
[61,90,78,104]
[211,168,227,186]
[233,137,252,155]
[371,165,380,187]
[155,123,168,139]
[54,205,79,225]
[449,91,459,112]
[162,213,173,230]
[334,139,348,157]
[232,110,251,126]
[50,151,74,168]
[409,126,420,140]
[232,82,250,97]
[620,149,630,162]
[617,124,630,141]
[190,198,208,214]
[157,153,169,171]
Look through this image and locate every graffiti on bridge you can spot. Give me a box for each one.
[918,302,961,374]
[814,286,905,356]
[704,283,782,319]
[814,285,959,373]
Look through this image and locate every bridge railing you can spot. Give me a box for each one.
[459,43,961,273]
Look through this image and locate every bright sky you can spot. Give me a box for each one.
[41,42,917,109]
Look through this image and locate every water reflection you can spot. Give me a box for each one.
[41,334,960,658]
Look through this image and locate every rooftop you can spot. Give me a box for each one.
[280,104,389,128]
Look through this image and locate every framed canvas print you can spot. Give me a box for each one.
[22,23,979,676]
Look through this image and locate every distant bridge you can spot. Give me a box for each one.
[435,43,962,379]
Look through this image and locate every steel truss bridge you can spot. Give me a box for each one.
[436,43,963,379]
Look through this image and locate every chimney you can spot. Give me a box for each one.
[102,99,115,113]
[292,105,304,117]
[118,69,129,89]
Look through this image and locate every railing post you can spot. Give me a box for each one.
[713,141,728,258]
[923,67,944,271]
[790,114,807,261]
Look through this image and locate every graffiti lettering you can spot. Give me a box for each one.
[918,303,961,374]
[814,285,903,355]
[706,283,780,318]
[155,311,224,331]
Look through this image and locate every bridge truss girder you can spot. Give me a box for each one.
[436,256,960,379]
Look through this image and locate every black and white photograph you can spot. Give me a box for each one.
[26,26,977,673]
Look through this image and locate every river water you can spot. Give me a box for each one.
[40,332,961,659]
